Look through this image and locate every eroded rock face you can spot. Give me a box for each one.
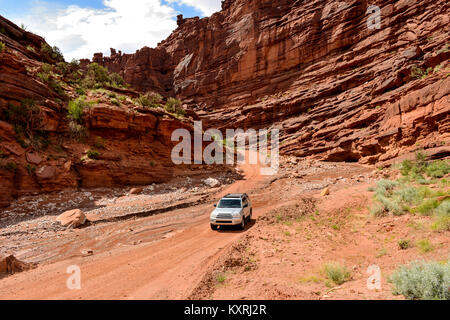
[0,17,203,209]
[91,0,449,163]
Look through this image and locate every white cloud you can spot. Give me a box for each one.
[167,0,222,16]
[9,0,180,61]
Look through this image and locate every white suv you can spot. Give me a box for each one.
[210,193,252,230]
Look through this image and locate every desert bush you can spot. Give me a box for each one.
[416,239,434,254]
[432,200,450,231]
[136,92,163,108]
[3,161,17,172]
[68,97,91,123]
[40,42,64,61]
[86,149,100,160]
[110,72,124,87]
[0,42,4,53]
[68,121,87,141]
[410,66,433,80]
[390,260,450,300]
[165,97,182,113]
[323,262,351,285]
[1,99,41,137]
[398,239,412,250]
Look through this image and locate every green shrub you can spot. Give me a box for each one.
[1,99,41,137]
[3,161,17,172]
[398,239,412,250]
[425,160,450,178]
[26,45,35,53]
[164,97,182,113]
[416,239,434,254]
[68,121,87,141]
[68,97,91,123]
[390,260,450,300]
[93,136,106,150]
[110,72,124,87]
[410,66,433,80]
[40,42,64,61]
[136,92,163,108]
[323,262,351,285]
[110,98,120,106]
[83,63,110,87]
[0,41,6,53]
[432,200,450,231]
[86,150,100,160]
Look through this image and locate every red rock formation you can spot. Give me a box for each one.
[0,17,218,209]
[91,0,449,163]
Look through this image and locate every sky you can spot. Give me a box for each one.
[0,0,222,60]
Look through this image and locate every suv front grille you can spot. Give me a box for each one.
[216,214,233,220]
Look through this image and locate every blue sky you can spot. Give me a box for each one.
[0,0,221,60]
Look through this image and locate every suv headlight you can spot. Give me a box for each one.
[232,211,242,218]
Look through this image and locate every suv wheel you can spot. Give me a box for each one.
[238,218,245,230]
[210,224,218,231]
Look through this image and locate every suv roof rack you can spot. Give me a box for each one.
[223,193,247,199]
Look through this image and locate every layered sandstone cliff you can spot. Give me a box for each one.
[92,0,449,164]
[0,17,208,209]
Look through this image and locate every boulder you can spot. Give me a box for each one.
[204,178,220,188]
[56,209,87,228]
[129,187,143,195]
[321,188,330,197]
[26,152,43,165]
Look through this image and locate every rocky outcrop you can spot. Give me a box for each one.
[91,0,449,164]
[0,255,36,275]
[0,17,211,209]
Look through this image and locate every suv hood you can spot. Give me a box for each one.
[211,208,242,216]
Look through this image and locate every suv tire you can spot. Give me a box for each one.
[210,224,218,231]
[238,218,245,230]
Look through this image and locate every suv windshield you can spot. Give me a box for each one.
[217,199,242,209]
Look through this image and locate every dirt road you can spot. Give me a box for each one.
[0,153,266,299]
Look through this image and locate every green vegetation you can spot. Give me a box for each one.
[68,121,87,141]
[165,97,185,117]
[323,262,351,286]
[215,272,226,284]
[25,163,36,175]
[416,239,434,254]
[369,153,449,231]
[0,41,5,53]
[437,44,449,55]
[398,239,412,250]
[26,45,35,53]
[1,99,41,138]
[390,260,449,300]
[136,92,163,109]
[80,63,124,89]
[410,62,444,80]
[40,42,64,61]
[3,161,17,172]
[93,136,106,150]
[86,149,100,160]
[37,63,67,97]
[410,65,433,80]
[68,96,92,123]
